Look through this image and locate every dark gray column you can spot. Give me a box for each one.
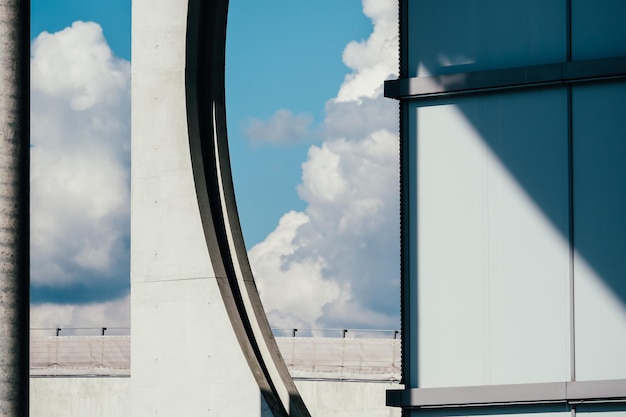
[0,0,29,416]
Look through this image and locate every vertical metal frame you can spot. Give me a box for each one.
[398,0,415,393]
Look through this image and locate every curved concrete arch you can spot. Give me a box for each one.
[184,1,311,416]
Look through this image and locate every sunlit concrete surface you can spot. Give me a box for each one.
[131,0,275,414]
[276,337,400,381]
[31,378,131,417]
[29,336,401,417]
[30,379,400,417]
[30,335,400,381]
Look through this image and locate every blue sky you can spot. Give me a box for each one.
[31,0,373,247]
[31,0,131,59]
[226,1,372,246]
[29,0,400,331]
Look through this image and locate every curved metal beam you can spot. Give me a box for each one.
[184,1,311,416]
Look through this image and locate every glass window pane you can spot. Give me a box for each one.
[572,0,626,61]
[407,0,566,77]
[408,88,570,388]
[573,81,626,381]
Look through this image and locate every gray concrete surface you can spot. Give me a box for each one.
[131,0,283,415]
[29,336,402,416]
[0,0,29,415]
[295,381,400,417]
[31,377,131,417]
[30,336,400,381]
[30,377,400,417]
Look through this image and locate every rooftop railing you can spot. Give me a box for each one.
[31,327,401,339]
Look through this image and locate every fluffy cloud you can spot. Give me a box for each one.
[245,109,313,145]
[249,0,400,330]
[31,295,130,335]
[31,21,129,111]
[323,94,397,143]
[30,22,130,300]
[336,0,399,103]
[249,211,341,329]
[29,0,399,333]
[252,130,400,330]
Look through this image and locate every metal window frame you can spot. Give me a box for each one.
[385,56,626,100]
[387,379,626,409]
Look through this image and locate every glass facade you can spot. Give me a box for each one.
[407,0,566,77]
[410,88,570,388]
[572,81,626,381]
[388,1,626,416]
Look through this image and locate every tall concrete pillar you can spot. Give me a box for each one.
[0,0,29,416]
[131,1,310,416]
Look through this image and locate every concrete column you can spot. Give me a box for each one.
[131,1,273,415]
[0,0,30,416]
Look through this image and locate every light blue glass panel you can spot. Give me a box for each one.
[573,81,626,381]
[407,0,566,77]
[408,408,571,417]
[577,406,626,417]
[407,88,570,389]
[578,411,626,417]
[572,0,626,60]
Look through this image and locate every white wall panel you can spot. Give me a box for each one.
[408,88,570,388]
[410,98,487,388]
[407,0,566,77]
[573,82,626,381]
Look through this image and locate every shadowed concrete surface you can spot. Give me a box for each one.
[0,0,29,416]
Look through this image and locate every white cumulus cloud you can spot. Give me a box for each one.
[29,0,400,333]
[249,0,400,330]
[31,295,130,334]
[31,21,129,111]
[249,211,341,329]
[30,21,130,297]
[245,109,313,145]
[336,0,399,103]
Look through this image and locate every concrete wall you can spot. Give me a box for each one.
[31,378,131,417]
[30,378,400,417]
[0,0,29,415]
[131,0,267,415]
[29,335,401,416]
[295,381,399,417]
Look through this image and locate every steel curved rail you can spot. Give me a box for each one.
[184,1,311,416]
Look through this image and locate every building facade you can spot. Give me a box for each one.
[386,1,626,416]
[29,335,401,417]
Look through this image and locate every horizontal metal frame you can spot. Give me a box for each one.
[385,56,626,100]
[387,379,626,409]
